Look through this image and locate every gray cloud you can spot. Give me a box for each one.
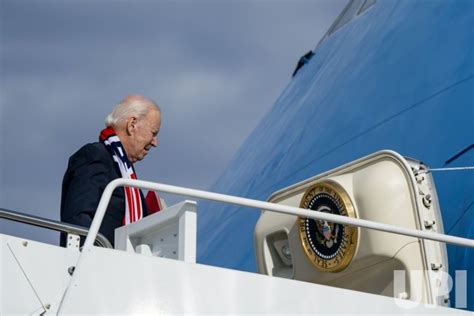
[1,0,347,244]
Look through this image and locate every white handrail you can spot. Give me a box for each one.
[83,178,474,250]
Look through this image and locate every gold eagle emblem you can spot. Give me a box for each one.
[298,181,358,272]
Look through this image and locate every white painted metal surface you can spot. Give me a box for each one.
[115,200,197,263]
[0,234,79,314]
[56,244,469,314]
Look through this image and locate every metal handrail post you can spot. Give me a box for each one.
[83,179,474,251]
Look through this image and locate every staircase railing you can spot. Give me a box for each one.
[0,208,112,248]
[83,179,474,251]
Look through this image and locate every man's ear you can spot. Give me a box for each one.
[126,117,137,135]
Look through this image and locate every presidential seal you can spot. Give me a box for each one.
[298,181,358,272]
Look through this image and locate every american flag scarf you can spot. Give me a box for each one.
[99,127,143,224]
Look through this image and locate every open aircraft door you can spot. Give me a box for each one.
[255,150,450,307]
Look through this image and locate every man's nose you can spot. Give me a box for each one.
[151,136,158,147]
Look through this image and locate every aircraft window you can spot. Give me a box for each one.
[358,0,376,15]
[316,0,377,49]
[329,0,365,35]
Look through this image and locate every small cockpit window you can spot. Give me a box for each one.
[316,0,377,49]
[329,0,365,36]
[358,0,376,15]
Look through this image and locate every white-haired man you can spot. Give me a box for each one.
[61,95,162,246]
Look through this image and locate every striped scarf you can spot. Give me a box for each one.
[99,127,143,224]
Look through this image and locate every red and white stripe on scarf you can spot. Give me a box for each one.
[100,127,144,225]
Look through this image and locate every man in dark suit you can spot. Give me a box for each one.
[61,95,162,246]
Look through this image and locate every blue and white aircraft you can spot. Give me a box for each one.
[197,0,473,310]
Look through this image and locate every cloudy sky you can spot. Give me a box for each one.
[0,0,347,244]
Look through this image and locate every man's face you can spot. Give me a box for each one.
[128,109,161,163]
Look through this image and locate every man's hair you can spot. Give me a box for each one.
[105,96,161,128]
